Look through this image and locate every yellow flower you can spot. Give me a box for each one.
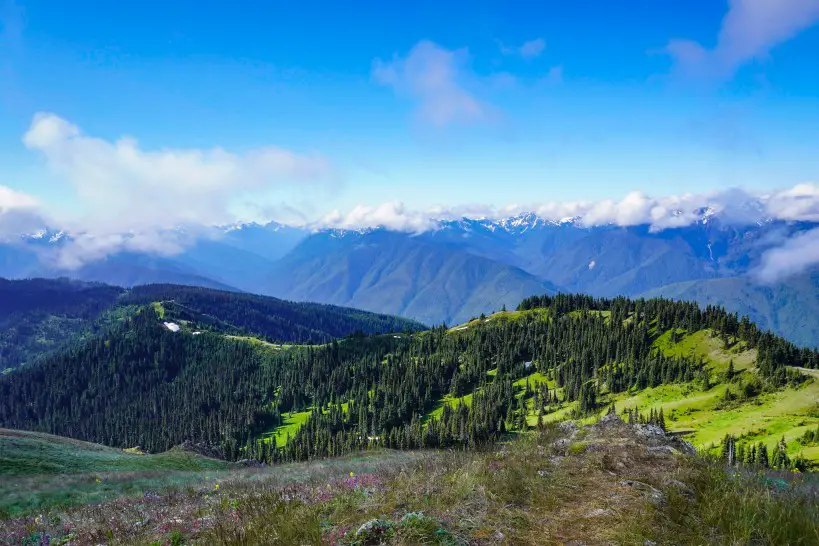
[349,472,355,477]
[214,484,220,490]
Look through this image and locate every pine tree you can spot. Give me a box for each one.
[515,396,528,430]
[771,437,790,470]
[746,444,757,466]
[721,434,736,466]
[757,443,770,468]
[736,442,746,466]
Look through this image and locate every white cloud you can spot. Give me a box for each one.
[314,184,819,284]
[319,201,437,233]
[314,183,819,233]
[755,227,819,283]
[373,41,488,126]
[0,185,44,240]
[23,112,334,268]
[764,183,819,222]
[313,184,819,284]
[666,0,819,80]
[0,184,38,210]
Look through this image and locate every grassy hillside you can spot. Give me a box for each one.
[2,418,816,544]
[616,328,819,460]
[0,428,227,477]
[0,427,425,521]
[2,294,818,543]
[257,305,819,468]
[0,428,228,517]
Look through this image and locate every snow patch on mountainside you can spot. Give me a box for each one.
[163,322,180,332]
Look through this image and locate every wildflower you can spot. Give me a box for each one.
[349,471,355,477]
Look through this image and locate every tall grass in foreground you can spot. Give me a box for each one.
[199,429,819,545]
[662,459,819,545]
[2,428,817,544]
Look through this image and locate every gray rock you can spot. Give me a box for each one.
[664,478,695,498]
[551,438,572,450]
[619,480,666,505]
[646,445,679,456]
[599,412,624,425]
[634,424,666,438]
[558,420,579,433]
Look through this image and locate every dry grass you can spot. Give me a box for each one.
[2,420,817,545]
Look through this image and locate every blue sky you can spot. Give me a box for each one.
[2,0,819,228]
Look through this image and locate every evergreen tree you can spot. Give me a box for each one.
[757,444,770,468]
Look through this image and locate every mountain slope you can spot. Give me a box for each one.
[2,291,815,470]
[122,283,425,342]
[640,271,819,348]
[69,252,240,292]
[266,229,555,325]
[419,217,819,345]
[219,221,308,262]
[0,278,424,371]
[0,278,125,372]
[0,428,226,477]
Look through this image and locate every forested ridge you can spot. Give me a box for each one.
[1,293,815,465]
[0,278,423,371]
[0,278,125,371]
[122,284,425,343]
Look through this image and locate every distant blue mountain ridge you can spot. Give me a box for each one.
[2,212,817,346]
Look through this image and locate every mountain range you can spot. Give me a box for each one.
[2,210,818,346]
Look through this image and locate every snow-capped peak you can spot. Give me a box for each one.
[495,212,546,233]
[20,228,66,244]
[223,221,263,233]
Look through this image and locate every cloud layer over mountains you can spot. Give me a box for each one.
[5,177,819,283]
[319,184,819,233]
[13,113,334,268]
[3,112,819,280]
